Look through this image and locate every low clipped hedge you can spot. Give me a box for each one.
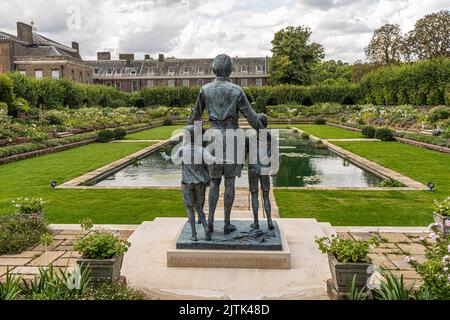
[0,123,150,159]
[375,128,395,141]
[0,214,49,255]
[395,132,450,148]
[361,125,376,138]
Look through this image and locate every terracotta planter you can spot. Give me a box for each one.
[328,254,373,292]
[434,212,450,238]
[77,253,124,282]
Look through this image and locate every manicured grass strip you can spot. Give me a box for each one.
[276,141,450,226]
[292,124,364,139]
[332,141,450,192]
[0,141,185,224]
[125,125,184,140]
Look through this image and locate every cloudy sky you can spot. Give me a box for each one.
[0,0,447,62]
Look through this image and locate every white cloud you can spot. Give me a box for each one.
[0,0,447,62]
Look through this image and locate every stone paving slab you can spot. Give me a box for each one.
[1,251,43,259]
[28,251,65,267]
[0,257,32,266]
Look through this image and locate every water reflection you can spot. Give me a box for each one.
[96,129,382,188]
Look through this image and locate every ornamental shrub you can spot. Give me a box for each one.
[0,214,49,255]
[112,128,127,140]
[97,130,114,143]
[427,106,450,124]
[315,117,326,125]
[375,128,395,141]
[361,125,376,138]
[74,230,130,260]
[255,97,267,114]
[0,74,15,113]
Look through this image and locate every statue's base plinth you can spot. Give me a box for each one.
[167,220,291,269]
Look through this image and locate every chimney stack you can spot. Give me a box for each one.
[119,53,134,61]
[17,22,33,43]
[145,54,150,60]
[72,42,79,53]
[97,52,111,60]
[158,54,164,62]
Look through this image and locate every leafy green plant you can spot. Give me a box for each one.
[112,128,127,140]
[97,130,114,143]
[79,217,94,231]
[428,106,450,124]
[315,235,380,263]
[314,117,326,125]
[361,125,376,138]
[375,128,395,141]
[81,281,145,300]
[40,233,53,252]
[163,119,173,126]
[379,178,405,188]
[74,230,130,260]
[12,197,45,214]
[0,214,49,255]
[374,271,415,300]
[433,197,449,216]
[301,132,310,140]
[0,269,22,300]
[22,265,91,300]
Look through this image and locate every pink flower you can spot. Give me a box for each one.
[429,232,439,241]
[418,236,425,242]
[404,256,416,263]
[448,245,450,253]
[445,220,450,227]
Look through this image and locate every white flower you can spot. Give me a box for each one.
[418,236,425,242]
[448,245,450,253]
[429,232,439,241]
[404,256,416,263]
[445,220,450,228]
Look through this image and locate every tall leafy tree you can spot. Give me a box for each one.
[313,60,353,85]
[405,10,450,60]
[269,26,324,85]
[365,24,404,65]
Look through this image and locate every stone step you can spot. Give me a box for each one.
[56,132,73,138]
[319,222,337,238]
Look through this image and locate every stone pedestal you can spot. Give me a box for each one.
[168,221,290,269]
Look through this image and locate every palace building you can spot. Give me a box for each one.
[0,21,270,92]
[0,22,92,84]
[86,53,270,92]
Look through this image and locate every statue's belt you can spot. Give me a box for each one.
[210,119,239,129]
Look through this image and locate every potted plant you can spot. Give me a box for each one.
[316,235,380,294]
[433,197,450,237]
[74,229,130,282]
[12,197,45,218]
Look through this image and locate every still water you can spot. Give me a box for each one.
[95,129,382,188]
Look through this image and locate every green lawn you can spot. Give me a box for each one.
[125,125,184,140]
[0,127,185,224]
[289,124,364,139]
[275,140,450,226]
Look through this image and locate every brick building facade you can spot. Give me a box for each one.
[0,22,92,83]
[87,53,270,92]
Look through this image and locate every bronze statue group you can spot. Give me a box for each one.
[162,54,278,242]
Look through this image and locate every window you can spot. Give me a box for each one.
[168,67,176,76]
[183,67,190,74]
[80,72,83,82]
[182,79,190,87]
[240,79,248,87]
[115,82,122,91]
[168,79,175,87]
[197,79,204,86]
[105,82,112,87]
[116,69,122,76]
[147,67,155,75]
[256,78,263,87]
[197,66,204,74]
[131,80,139,92]
[130,68,137,76]
[256,65,264,73]
[106,68,113,75]
[19,70,26,76]
[71,70,75,80]
[147,80,154,87]
[240,65,248,73]
[35,70,43,79]
[94,68,100,75]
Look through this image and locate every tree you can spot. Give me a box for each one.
[269,26,324,85]
[365,24,404,65]
[351,61,382,83]
[313,60,353,85]
[405,10,450,60]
